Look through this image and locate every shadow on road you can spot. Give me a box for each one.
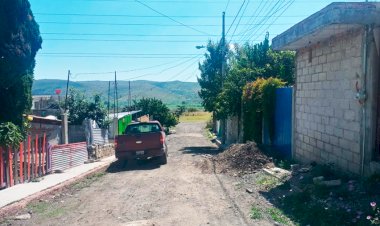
[179,146,222,156]
[106,159,161,173]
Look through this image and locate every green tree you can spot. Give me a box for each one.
[134,98,178,128]
[65,89,109,128]
[197,40,228,115]
[215,35,295,119]
[0,0,42,129]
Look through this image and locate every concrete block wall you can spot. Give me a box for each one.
[294,30,364,174]
[226,116,239,145]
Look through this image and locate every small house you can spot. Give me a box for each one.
[272,2,380,175]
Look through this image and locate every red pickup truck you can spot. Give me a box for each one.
[115,121,168,164]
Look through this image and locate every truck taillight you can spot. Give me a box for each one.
[114,137,118,149]
[160,134,164,145]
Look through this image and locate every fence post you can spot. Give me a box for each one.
[35,135,38,177]
[14,146,19,185]
[0,147,3,188]
[19,143,24,183]
[42,133,46,175]
[27,135,31,181]
[8,148,13,187]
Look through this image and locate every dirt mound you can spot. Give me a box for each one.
[199,142,273,176]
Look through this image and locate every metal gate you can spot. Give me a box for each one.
[273,87,293,157]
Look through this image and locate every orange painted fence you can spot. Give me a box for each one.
[0,133,51,189]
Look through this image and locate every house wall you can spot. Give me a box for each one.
[294,30,364,174]
[68,125,86,143]
[30,123,61,145]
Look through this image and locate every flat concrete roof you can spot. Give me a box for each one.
[272,2,380,51]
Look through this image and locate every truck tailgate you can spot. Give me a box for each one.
[116,132,162,152]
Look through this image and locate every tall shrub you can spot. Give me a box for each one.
[242,77,285,143]
[0,0,42,130]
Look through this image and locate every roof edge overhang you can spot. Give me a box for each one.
[272,2,380,51]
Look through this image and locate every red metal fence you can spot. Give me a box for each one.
[0,133,50,189]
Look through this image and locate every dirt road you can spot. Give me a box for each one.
[4,122,273,226]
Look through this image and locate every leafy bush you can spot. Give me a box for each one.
[0,122,24,148]
[242,77,285,143]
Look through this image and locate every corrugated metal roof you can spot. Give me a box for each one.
[108,110,141,119]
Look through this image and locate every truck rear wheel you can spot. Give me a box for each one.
[160,154,167,165]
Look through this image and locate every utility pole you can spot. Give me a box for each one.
[107,81,110,118]
[115,71,118,118]
[221,11,227,144]
[62,70,70,144]
[64,70,70,112]
[128,80,131,110]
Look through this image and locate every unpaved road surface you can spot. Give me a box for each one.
[3,122,273,226]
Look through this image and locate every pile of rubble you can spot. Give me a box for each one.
[212,142,273,176]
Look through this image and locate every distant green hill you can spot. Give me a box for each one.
[32,79,202,109]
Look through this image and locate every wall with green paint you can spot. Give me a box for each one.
[118,114,132,135]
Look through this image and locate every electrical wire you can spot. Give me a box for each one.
[248,0,296,42]
[38,21,291,26]
[238,0,286,43]
[229,0,250,42]
[73,58,193,76]
[246,0,293,42]
[34,13,308,18]
[134,0,211,35]
[226,0,246,35]
[234,0,266,39]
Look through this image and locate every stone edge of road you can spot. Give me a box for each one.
[0,160,114,219]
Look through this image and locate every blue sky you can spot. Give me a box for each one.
[29,0,353,83]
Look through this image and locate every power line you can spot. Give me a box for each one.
[133,0,211,35]
[37,55,201,59]
[121,55,202,81]
[229,0,250,41]
[248,0,296,42]
[132,58,201,100]
[40,38,266,43]
[40,32,281,37]
[74,58,193,76]
[246,0,293,42]
[34,13,309,18]
[226,0,246,35]
[234,0,266,39]
[238,0,286,42]
[224,0,231,12]
[40,53,201,56]
[38,21,292,26]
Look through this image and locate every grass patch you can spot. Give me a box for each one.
[256,174,282,190]
[250,206,263,220]
[27,201,67,218]
[179,111,211,122]
[267,208,292,225]
[72,171,106,190]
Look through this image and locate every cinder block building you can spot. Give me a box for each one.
[272,2,380,175]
